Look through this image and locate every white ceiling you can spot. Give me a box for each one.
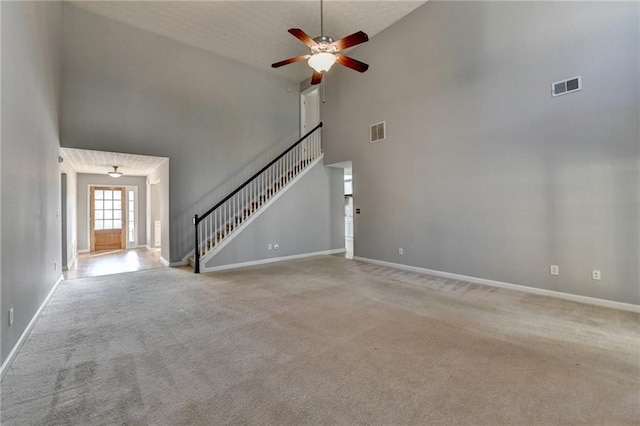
[61,148,168,177]
[68,0,427,82]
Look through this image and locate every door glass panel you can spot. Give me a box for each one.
[94,188,124,233]
[127,189,135,244]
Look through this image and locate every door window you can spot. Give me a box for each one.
[94,189,122,230]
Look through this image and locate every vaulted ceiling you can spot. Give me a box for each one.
[69,1,427,82]
[62,1,426,173]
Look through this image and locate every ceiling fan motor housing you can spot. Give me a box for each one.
[312,35,336,54]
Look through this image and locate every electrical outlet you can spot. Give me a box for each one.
[268,244,273,250]
[274,244,279,250]
[399,248,404,255]
[550,265,559,276]
[9,308,14,326]
[592,269,601,281]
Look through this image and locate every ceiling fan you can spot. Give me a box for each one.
[271,0,369,85]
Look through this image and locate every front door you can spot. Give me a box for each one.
[90,186,126,251]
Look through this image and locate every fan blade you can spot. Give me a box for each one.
[272,54,311,68]
[336,55,369,73]
[330,31,369,51]
[288,28,318,48]
[311,71,323,85]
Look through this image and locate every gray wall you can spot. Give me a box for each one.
[59,4,300,263]
[323,2,639,304]
[76,174,148,252]
[206,161,345,268]
[1,1,62,363]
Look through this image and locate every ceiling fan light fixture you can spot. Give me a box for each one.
[308,52,336,73]
[108,166,122,178]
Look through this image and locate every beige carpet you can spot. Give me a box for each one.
[1,256,638,424]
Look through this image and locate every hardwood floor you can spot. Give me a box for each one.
[64,247,165,279]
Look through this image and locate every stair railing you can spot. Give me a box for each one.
[193,122,323,273]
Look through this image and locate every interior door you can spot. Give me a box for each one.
[90,186,126,251]
[300,87,320,160]
[301,87,320,136]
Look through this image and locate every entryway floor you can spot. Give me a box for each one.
[64,247,165,280]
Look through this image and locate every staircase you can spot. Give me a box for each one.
[191,123,323,272]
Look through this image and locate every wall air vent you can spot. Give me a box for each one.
[370,121,386,143]
[551,76,582,97]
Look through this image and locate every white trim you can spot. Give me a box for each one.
[125,187,139,248]
[160,257,170,267]
[1,275,64,381]
[353,257,640,313]
[62,253,78,271]
[170,260,188,267]
[197,155,325,266]
[202,249,346,273]
[77,249,89,254]
[69,253,77,269]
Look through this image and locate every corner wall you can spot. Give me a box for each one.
[146,159,170,263]
[323,2,639,304]
[1,1,63,364]
[59,159,78,269]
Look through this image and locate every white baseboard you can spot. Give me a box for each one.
[170,260,188,267]
[160,257,170,267]
[353,257,640,313]
[0,274,64,382]
[62,253,75,271]
[202,248,346,273]
[77,249,89,254]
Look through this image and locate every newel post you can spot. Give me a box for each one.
[193,214,200,273]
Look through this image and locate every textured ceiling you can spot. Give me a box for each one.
[68,1,427,82]
[61,148,168,177]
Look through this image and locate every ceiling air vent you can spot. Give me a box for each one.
[370,121,386,143]
[551,76,582,97]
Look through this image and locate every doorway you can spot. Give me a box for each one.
[301,86,320,136]
[344,167,354,259]
[90,186,126,251]
[326,161,355,259]
[61,173,68,268]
